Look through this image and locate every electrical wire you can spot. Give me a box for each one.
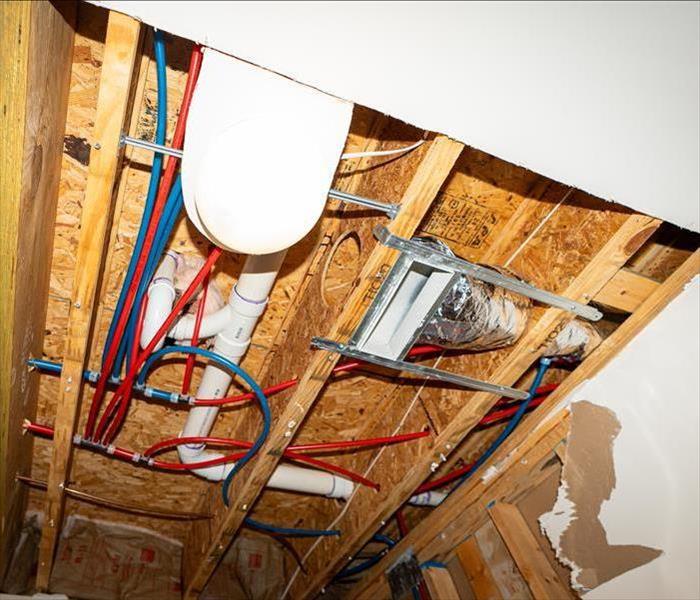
[340,140,425,160]
[17,475,210,520]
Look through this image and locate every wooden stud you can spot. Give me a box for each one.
[456,538,503,600]
[0,0,75,575]
[182,136,465,597]
[474,521,532,599]
[348,249,699,599]
[489,503,571,600]
[35,11,140,590]
[593,268,659,313]
[423,566,463,600]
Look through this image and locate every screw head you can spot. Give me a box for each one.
[93,142,101,150]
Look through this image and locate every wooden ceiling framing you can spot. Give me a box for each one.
[2,2,698,598]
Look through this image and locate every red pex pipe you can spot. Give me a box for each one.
[479,395,548,426]
[85,46,204,441]
[413,396,551,493]
[194,345,444,407]
[182,269,209,394]
[97,247,222,443]
[24,421,248,472]
[143,430,429,457]
[26,422,376,486]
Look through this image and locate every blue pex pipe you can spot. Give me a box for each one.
[334,534,396,580]
[104,29,168,373]
[244,517,340,538]
[136,346,271,507]
[449,357,553,494]
[27,358,183,404]
[117,178,183,376]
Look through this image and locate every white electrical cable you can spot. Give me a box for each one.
[280,354,444,598]
[340,139,425,160]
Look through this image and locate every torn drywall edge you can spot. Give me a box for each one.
[538,449,580,584]
[540,277,699,599]
[539,401,662,593]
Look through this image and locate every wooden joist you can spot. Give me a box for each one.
[593,268,659,312]
[456,537,503,600]
[295,209,659,598]
[349,249,699,599]
[182,136,465,597]
[423,566,462,600]
[489,503,571,599]
[0,0,75,576]
[36,11,141,589]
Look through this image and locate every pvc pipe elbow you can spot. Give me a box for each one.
[168,305,232,340]
[140,252,178,350]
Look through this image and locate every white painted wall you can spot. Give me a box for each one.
[91,1,699,232]
[545,277,700,600]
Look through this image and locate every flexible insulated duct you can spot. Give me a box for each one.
[417,238,531,351]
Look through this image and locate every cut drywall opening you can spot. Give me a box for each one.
[540,401,662,592]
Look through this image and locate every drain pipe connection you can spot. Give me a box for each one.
[139,250,354,500]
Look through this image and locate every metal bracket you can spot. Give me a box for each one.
[311,338,528,400]
[328,189,399,220]
[120,133,183,158]
[119,133,399,218]
[374,225,602,321]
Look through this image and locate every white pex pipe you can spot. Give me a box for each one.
[143,250,354,500]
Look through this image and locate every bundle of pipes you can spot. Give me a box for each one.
[50,30,439,526]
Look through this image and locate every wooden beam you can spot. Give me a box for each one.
[182,136,465,597]
[456,538,503,600]
[593,268,659,312]
[36,11,140,589]
[349,249,699,599]
[297,211,658,599]
[0,0,75,577]
[489,503,570,599]
[423,566,462,600]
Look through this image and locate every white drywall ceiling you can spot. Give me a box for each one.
[543,277,700,599]
[90,1,699,232]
